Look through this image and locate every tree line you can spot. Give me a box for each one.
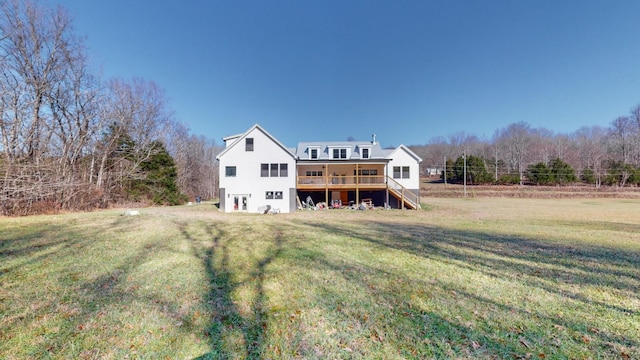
[0,0,220,215]
[411,108,640,188]
[3,1,638,215]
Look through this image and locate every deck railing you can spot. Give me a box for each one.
[296,175,420,209]
[297,175,386,186]
[387,176,420,209]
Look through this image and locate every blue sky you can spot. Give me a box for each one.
[57,0,640,148]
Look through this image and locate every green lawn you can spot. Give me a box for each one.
[1,199,639,359]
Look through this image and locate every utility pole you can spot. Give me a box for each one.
[494,147,498,182]
[443,156,447,188]
[463,151,467,198]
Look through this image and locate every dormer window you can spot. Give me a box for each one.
[307,146,321,160]
[332,148,348,159]
[362,148,370,159]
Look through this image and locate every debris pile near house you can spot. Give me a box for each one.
[258,205,281,214]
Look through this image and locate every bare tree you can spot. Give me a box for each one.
[95,78,171,197]
[495,122,532,185]
[573,126,607,187]
[0,0,75,162]
[166,122,220,200]
[0,0,97,214]
[608,116,634,164]
[629,104,640,166]
[529,127,554,164]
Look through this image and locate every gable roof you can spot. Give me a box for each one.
[385,144,423,163]
[216,124,297,160]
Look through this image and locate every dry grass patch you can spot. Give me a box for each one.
[1,199,639,359]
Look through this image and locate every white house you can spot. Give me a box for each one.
[216,124,422,213]
[217,125,297,213]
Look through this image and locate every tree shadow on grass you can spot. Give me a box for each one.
[301,219,640,309]
[0,214,197,358]
[286,249,527,358]
[176,220,283,360]
[298,218,640,357]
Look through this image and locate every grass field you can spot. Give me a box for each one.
[1,198,639,359]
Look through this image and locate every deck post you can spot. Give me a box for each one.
[355,164,359,205]
[325,163,329,205]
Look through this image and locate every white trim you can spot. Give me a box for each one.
[217,124,297,161]
[307,145,321,160]
[358,144,372,159]
[327,146,350,159]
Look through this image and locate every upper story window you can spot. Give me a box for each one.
[307,146,321,160]
[332,148,348,159]
[245,138,254,151]
[362,148,370,159]
[393,166,410,179]
[270,163,279,177]
[225,166,237,177]
[261,163,288,177]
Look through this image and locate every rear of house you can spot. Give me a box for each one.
[217,125,297,213]
[217,124,422,213]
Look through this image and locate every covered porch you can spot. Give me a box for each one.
[297,161,388,207]
[296,161,420,209]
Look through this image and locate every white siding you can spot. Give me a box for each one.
[218,127,296,213]
[387,147,421,191]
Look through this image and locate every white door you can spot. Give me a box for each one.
[232,195,248,211]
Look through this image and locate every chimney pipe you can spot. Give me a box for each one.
[372,134,376,145]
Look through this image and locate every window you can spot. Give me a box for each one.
[310,148,318,159]
[225,166,237,177]
[332,148,348,159]
[402,166,410,179]
[266,191,283,200]
[306,170,322,177]
[262,163,289,177]
[245,138,254,151]
[393,166,410,179]
[362,148,369,159]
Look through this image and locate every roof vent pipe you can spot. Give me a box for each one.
[372,134,376,145]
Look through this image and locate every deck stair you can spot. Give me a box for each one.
[387,176,420,210]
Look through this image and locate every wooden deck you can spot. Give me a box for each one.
[296,175,386,190]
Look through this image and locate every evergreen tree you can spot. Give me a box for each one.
[527,162,552,185]
[449,155,492,184]
[129,141,187,205]
[604,160,634,187]
[581,168,596,185]
[550,158,576,185]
